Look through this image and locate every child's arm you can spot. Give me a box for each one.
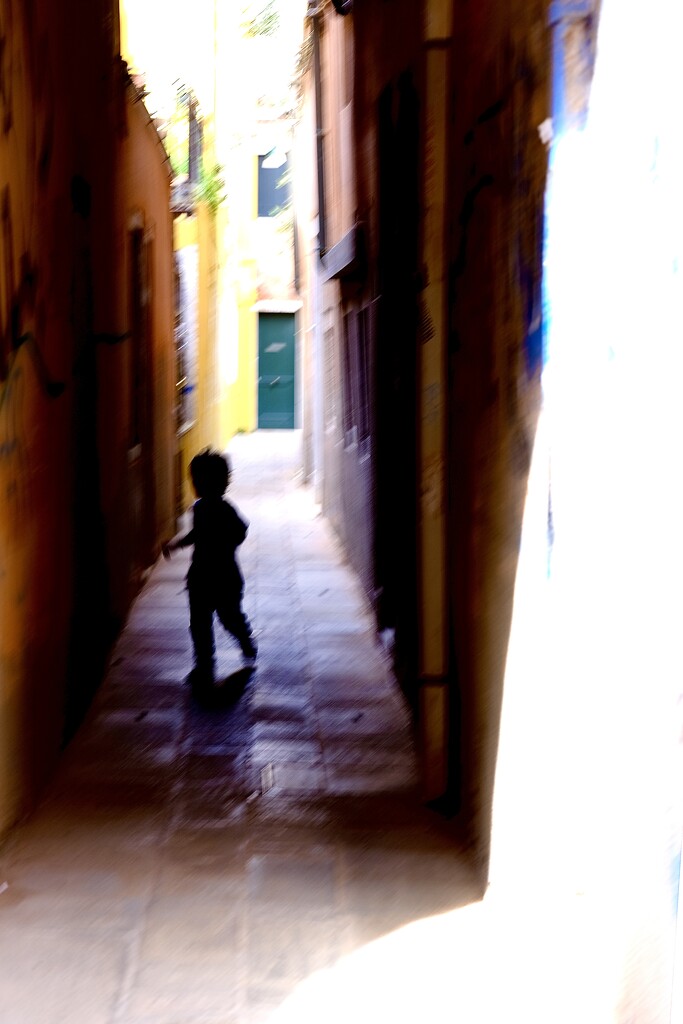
[162,527,194,560]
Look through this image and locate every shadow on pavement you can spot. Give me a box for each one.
[190,665,255,710]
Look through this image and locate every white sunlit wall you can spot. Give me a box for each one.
[490,0,683,1014]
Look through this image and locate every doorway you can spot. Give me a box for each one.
[258,312,295,429]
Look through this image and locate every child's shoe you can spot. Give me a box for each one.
[241,635,258,662]
[187,665,215,704]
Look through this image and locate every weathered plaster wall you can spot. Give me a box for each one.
[0,0,175,837]
[321,0,550,866]
[101,71,175,620]
[174,196,232,512]
[317,0,423,615]
[446,0,549,866]
[124,81,175,547]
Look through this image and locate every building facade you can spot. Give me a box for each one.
[0,0,175,834]
[296,0,551,865]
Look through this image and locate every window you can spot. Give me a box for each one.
[173,247,198,430]
[342,307,372,451]
[324,325,339,435]
[342,312,355,443]
[129,228,145,448]
[357,306,371,445]
[257,152,291,217]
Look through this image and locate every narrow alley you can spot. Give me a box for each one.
[3,1,682,1019]
[0,433,478,1024]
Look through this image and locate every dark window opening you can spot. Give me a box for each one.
[257,152,291,217]
[342,307,371,451]
[342,311,355,445]
[357,305,371,446]
[129,228,152,450]
[129,228,143,448]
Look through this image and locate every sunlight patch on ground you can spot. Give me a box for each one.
[268,895,620,1024]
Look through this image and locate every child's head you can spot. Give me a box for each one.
[190,449,231,499]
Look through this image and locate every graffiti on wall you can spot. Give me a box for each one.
[0,4,65,400]
[0,0,66,599]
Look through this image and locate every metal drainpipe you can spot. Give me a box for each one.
[304,4,327,501]
[310,9,327,258]
[419,1,453,802]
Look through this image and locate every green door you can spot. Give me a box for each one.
[258,313,295,428]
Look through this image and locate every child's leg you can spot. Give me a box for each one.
[216,593,257,658]
[188,583,216,679]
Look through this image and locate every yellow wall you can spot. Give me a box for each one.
[219,150,258,438]
[172,130,255,501]
[174,215,198,508]
[112,72,176,609]
[174,203,224,506]
[123,0,300,449]
[174,188,255,506]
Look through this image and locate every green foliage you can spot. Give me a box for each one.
[240,0,280,37]
[293,32,314,111]
[163,81,224,215]
[195,162,226,216]
[169,149,189,179]
[277,166,291,191]
[165,81,190,179]
[273,206,294,238]
[267,168,293,235]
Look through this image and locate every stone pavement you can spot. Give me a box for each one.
[0,431,479,1024]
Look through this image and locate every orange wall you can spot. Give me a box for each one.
[0,0,175,836]
[100,70,176,620]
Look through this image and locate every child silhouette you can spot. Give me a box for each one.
[164,448,257,697]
